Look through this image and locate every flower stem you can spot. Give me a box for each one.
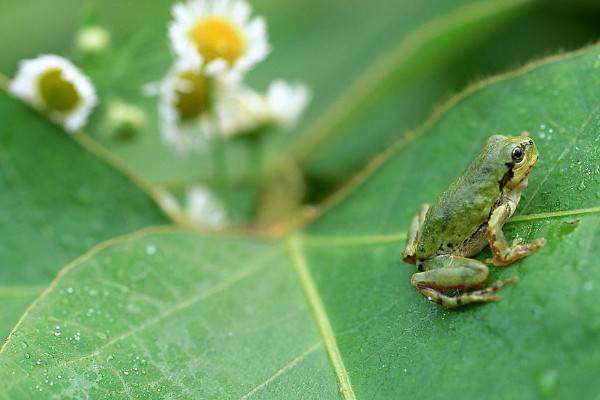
[211,136,229,205]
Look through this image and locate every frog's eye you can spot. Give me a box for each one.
[511,146,524,163]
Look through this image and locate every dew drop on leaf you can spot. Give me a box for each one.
[146,244,157,256]
[538,369,559,396]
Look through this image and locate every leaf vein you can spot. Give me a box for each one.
[286,235,356,400]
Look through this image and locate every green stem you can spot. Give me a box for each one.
[211,136,229,204]
[242,131,267,220]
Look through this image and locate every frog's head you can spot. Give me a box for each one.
[486,133,538,190]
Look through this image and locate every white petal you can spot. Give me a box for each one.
[231,0,251,25]
[266,80,311,128]
[186,185,227,229]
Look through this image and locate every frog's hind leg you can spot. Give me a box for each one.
[402,204,429,264]
[411,255,516,308]
[487,203,546,266]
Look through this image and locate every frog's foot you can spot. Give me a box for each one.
[411,255,503,308]
[487,203,546,266]
[416,276,516,309]
[402,204,429,265]
[418,287,497,308]
[490,237,546,266]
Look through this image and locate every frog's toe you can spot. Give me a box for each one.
[471,276,517,296]
[532,237,546,248]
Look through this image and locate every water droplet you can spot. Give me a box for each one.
[538,369,559,396]
[146,244,156,256]
[559,220,579,237]
[123,370,129,376]
[427,296,432,301]
[66,287,74,294]
[36,359,42,366]
[25,353,31,359]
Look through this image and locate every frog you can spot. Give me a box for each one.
[402,133,546,308]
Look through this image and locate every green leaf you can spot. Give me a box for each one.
[0,91,169,339]
[1,44,599,398]
[0,229,340,399]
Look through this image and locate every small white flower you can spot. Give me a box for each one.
[106,101,146,140]
[215,80,310,137]
[159,59,219,153]
[264,80,310,128]
[185,185,226,229]
[215,83,265,137]
[75,25,110,54]
[169,0,269,79]
[9,55,97,132]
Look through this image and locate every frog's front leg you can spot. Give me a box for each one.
[486,203,546,266]
[402,204,429,264]
[411,255,515,308]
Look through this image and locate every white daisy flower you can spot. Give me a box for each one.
[185,185,227,229]
[264,80,310,128]
[169,0,270,79]
[159,59,219,153]
[9,54,97,132]
[215,80,310,137]
[215,83,265,137]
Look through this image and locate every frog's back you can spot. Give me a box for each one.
[416,153,503,259]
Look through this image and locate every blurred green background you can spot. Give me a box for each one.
[2,0,599,223]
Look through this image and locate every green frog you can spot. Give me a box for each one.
[403,133,545,308]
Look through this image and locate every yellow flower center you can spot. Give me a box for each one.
[188,17,246,65]
[175,71,210,122]
[38,68,80,112]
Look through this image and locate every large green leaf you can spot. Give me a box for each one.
[1,43,598,398]
[0,91,169,339]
